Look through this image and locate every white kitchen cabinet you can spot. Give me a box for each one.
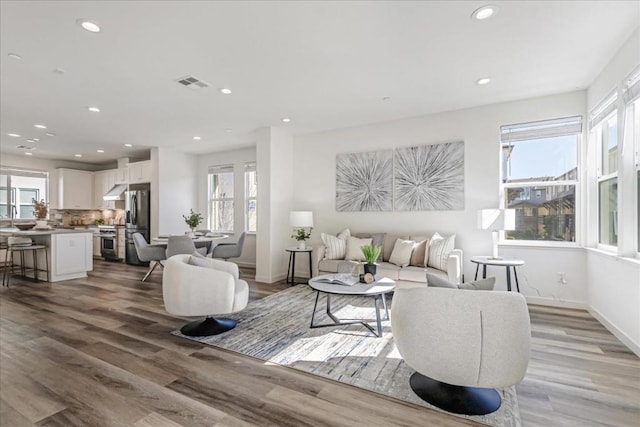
[114,167,128,185]
[117,227,126,260]
[58,169,93,209]
[93,234,101,257]
[93,169,117,209]
[52,233,93,276]
[128,161,151,184]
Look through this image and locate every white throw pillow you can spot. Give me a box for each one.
[389,238,416,267]
[345,236,373,261]
[321,228,351,260]
[427,232,455,271]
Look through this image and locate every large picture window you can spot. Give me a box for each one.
[500,116,582,242]
[208,165,234,232]
[244,162,257,233]
[0,168,48,220]
[592,109,618,247]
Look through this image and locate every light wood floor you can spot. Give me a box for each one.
[1,259,638,426]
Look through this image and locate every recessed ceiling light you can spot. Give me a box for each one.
[281,118,291,123]
[34,124,47,129]
[471,5,498,21]
[476,77,492,85]
[78,20,101,33]
[27,139,37,143]
[8,53,22,60]
[25,152,33,156]
[193,136,201,140]
[45,132,56,137]
[219,88,232,95]
[74,154,83,158]
[224,129,233,133]
[124,143,133,147]
[97,149,105,153]
[32,138,40,141]
[88,106,100,113]
[7,133,20,137]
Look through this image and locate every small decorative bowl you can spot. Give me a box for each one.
[15,223,36,231]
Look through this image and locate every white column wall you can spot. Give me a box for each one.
[156,147,197,236]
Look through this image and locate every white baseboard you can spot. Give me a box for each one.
[588,306,640,357]
[525,295,588,310]
[255,272,288,284]
[235,261,256,269]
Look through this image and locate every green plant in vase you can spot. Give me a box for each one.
[361,243,382,276]
[291,227,312,249]
[183,209,204,235]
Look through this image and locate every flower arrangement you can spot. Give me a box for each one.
[291,227,312,242]
[32,198,48,219]
[183,209,204,229]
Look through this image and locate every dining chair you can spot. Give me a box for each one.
[211,232,246,260]
[166,235,207,258]
[132,233,167,281]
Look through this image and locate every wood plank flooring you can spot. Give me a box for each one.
[1,259,638,426]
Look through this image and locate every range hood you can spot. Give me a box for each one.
[103,184,127,201]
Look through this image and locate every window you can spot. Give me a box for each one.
[591,95,618,248]
[245,162,257,233]
[208,165,234,232]
[0,168,48,220]
[500,116,582,242]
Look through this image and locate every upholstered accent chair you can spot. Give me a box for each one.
[162,254,249,336]
[132,232,166,282]
[391,287,531,415]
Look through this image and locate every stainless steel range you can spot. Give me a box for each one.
[99,225,119,260]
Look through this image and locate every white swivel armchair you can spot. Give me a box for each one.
[162,254,249,336]
[391,287,531,415]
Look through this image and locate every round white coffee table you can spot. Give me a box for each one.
[308,275,396,337]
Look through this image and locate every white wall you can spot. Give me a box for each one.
[293,91,588,306]
[155,147,197,236]
[197,147,257,267]
[585,27,640,355]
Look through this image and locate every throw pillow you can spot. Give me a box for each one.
[410,239,429,267]
[321,228,351,260]
[345,236,373,261]
[389,238,416,267]
[188,255,212,268]
[427,233,455,271]
[426,272,495,290]
[192,250,206,259]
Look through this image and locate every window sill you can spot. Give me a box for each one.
[499,240,581,250]
[585,247,640,266]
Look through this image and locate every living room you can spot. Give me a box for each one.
[1,1,639,426]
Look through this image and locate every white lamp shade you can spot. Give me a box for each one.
[477,209,515,231]
[289,211,313,228]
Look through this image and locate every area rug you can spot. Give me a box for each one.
[173,285,521,427]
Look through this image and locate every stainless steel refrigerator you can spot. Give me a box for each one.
[125,188,151,265]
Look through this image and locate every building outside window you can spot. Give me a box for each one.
[244,162,257,233]
[0,168,48,219]
[208,165,234,232]
[500,116,582,242]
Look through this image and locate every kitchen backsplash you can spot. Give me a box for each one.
[51,209,125,226]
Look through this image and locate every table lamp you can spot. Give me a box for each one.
[477,209,515,260]
[289,211,314,249]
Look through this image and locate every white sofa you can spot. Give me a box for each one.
[311,232,463,288]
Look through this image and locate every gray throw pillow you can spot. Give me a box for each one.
[188,255,212,268]
[426,272,495,291]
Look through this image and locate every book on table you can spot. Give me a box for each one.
[315,274,359,286]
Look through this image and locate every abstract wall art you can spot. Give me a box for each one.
[336,150,393,212]
[394,141,464,211]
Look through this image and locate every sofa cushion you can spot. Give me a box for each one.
[398,266,427,283]
[321,228,351,260]
[377,262,401,280]
[345,236,372,261]
[427,232,456,270]
[383,234,408,262]
[318,259,360,274]
[389,238,416,267]
[409,238,429,267]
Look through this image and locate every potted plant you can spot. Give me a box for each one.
[361,243,382,276]
[291,227,312,249]
[183,209,204,236]
[32,198,49,228]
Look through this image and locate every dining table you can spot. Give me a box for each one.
[152,234,229,253]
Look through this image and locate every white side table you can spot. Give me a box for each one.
[286,246,313,285]
[470,256,525,292]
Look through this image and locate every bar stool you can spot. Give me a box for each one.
[2,237,49,286]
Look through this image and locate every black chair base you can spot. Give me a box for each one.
[409,372,502,415]
[180,317,237,337]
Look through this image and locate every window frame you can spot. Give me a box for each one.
[0,168,49,221]
[207,165,234,233]
[500,117,582,247]
[593,110,619,251]
[244,162,257,234]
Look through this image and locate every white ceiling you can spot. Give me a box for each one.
[1,1,638,164]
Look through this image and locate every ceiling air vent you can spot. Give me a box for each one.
[16,145,35,150]
[176,75,210,90]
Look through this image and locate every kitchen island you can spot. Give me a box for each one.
[1,228,93,282]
